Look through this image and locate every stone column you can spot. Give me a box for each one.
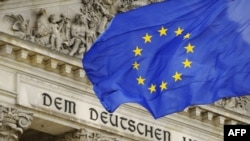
[0,105,33,141]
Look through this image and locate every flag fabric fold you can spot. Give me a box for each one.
[83,0,250,119]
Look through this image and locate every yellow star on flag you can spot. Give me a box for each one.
[175,27,184,36]
[133,46,142,56]
[184,43,195,53]
[148,84,156,93]
[160,81,167,91]
[172,72,182,82]
[183,33,191,39]
[182,59,192,68]
[143,33,152,43]
[137,76,145,85]
[158,26,168,36]
[132,61,140,70]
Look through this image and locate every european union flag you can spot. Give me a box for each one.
[83,0,250,119]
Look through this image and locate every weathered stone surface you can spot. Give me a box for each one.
[0,105,33,141]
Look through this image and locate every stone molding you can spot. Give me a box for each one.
[56,128,124,141]
[0,32,87,83]
[0,105,33,141]
[180,106,248,126]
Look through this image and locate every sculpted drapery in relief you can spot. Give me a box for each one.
[4,0,163,58]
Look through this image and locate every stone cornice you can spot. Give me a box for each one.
[200,105,250,124]
[0,32,87,83]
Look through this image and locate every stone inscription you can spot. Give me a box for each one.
[42,92,76,114]
[40,92,200,141]
[17,78,202,141]
[89,107,171,141]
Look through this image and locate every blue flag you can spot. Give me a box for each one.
[83,0,250,119]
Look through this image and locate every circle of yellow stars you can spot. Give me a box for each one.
[132,26,195,94]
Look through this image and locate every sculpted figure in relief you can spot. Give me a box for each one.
[86,16,97,52]
[96,0,129,34]
[216,96,250,115]
[67,13,88,57]
[4,0,164,58]
[48,14,64,51]
[33,8,52,46]
[4,14,30,40]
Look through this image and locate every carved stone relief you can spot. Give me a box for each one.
[0,105,33,141]
[56,128,123,141]
[3,0,250,117]
[215,96,250,116]
[4,0,163,59]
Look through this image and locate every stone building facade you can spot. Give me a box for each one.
[0,0,249,141]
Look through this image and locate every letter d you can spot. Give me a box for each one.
[89,108,98,121]
[42,93,52,106]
